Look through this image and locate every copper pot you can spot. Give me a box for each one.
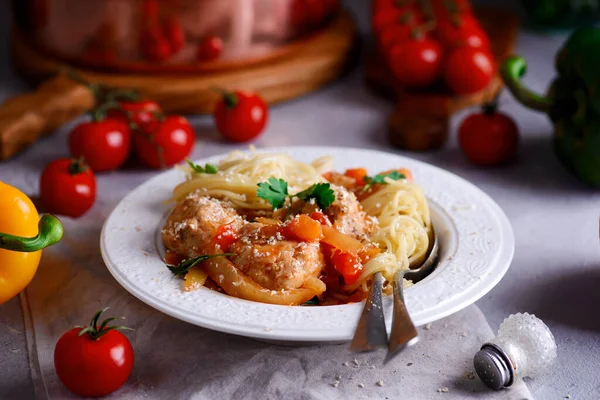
[12,0,339,73]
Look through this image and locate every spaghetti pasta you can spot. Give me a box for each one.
[162,150,430,305]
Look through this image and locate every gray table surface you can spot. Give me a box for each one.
[1,1,599,399]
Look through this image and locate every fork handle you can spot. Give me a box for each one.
[350,272,388,351]
[388,271,419,355]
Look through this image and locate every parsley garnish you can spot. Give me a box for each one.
[186,159,218,174]
[257,178,289,210]
[295,183,336,210]
[362,171,405,192]
[167,253,234,278]
[303,296,319,306]
[256,178,335,211]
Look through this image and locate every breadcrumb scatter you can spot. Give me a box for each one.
[376,380,384,387]
[332,381,340,388]
[425,323,432,330]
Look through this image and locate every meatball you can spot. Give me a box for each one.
[229,223,325,291]
[162,192,244,258]
[326,185,378,240]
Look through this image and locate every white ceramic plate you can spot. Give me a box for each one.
[101,147,514,342]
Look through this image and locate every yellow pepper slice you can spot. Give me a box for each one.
[0,181,63,304]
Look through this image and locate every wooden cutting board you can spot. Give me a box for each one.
[365,7,520,151]
[0,12,357,160]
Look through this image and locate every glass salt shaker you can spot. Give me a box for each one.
[474,312,557,389]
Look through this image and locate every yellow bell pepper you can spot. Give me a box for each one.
[0,181,63,304]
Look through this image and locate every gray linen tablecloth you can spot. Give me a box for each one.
[13,201,531,400]
[1,0,600,399]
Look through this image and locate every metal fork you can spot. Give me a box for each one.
[350,227,440,357]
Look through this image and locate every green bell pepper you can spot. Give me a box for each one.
[501,27,600,187]
[521,0,600,30]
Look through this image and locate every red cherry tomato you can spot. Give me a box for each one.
[458,105,519,166]
[197,36,223,62]
[213,90,268,142]
[330,251,363,285]
[54,308,134,397]
[436,16,490,49]
[140,25,171,62]
[304,0,327,25]
[291,0,309,34]
[133,115,195,168]
[432,0,472,15]
[68,119,130,172]
[40,158,96,218]
[372,7,422,35]
[387,38,443,88]
[372,0,399,11]
[107,99,162,134]
[443,46,495,95]
[378,24,413,51]
[163,16,185,54]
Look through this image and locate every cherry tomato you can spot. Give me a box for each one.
[330,251,363,285]
[40,158,96,218]
[133,115,195,168]
[107,99,162,134]
[291,0,309,34]
[54,308,134,397]
[213,90,268,142]
[387,37,443,88]
[163,16,185,54]
[372,7,422,34]
[458,104,519,166]
[197,36,223,62]
[432,0,472,15]
[436,16,490,49]
[372,0,399,11]
[443,46,495,95]
[305,0,327,25]
[140,25,171,62]
[378,24,413,51]
[68,119,130,172]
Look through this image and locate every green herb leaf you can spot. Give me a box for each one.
[295,183,336,211]
[362,171,405,192]
[303,296,319,306]
[186,159,218,174]
[167,253,234,278]
[256,178,289,210]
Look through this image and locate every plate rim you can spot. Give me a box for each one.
[100,146,514,342]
